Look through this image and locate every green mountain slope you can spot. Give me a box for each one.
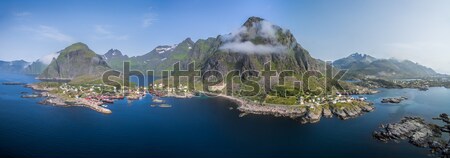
[105,17,328,78]
[201,17,327,77]
[105,38,207,74]
[24,60,48,75]
[39,42,111,80]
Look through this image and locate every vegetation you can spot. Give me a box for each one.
[265,95,297,105]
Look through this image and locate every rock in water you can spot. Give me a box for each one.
[322,107,333,118]
[381,97,407,104]
[373,117,441,146]
[374,115,450,157]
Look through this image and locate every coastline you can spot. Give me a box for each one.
[210,93,375,124]
[23,82,374,118]
[25,84,112,114]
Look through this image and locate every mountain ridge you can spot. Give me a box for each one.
[2,16,446,83]
[102,17,327,79]
[333,53,444,79]
[0,60,30,73]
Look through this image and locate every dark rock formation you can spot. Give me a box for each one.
[374,114,450,157]
[381,96,408,104]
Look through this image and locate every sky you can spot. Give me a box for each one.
[0,0,449,73]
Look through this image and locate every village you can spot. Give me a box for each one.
[23,81,198,113]
[23,79,375,119]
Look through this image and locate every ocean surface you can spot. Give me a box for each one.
[1,73,449,158]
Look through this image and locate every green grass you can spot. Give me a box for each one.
[309,105,323,114]
[171,53,188,60]
[265,95,297,105]
[37,82,62,88]
[58,42,96,60]
[330,102,363,110]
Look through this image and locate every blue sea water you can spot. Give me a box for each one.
[0,73,449,158]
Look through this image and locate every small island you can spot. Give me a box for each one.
[381,96,408,104]
[373,114,450,157]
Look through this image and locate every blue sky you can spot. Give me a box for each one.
[1,0,450,73]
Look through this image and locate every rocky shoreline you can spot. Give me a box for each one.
[25,84,112,114]
[373,114,450,157]
[217,94,375,124]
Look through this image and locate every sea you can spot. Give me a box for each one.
[1,73,449,158]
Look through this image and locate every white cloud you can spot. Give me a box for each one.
[220,41,287,54]
[142,13,158,28]
[27,25,74,42]
[93,25,128,40]
[38,52,59,65]
[219,20,287,54]
[258,21,278,39]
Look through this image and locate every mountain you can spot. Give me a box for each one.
[23,51,60,75]
[102,49,129,71]
[333,53,377,69]
[0,60,30,73]
[333,53,442,79]
[201,17,326,77]
[103,49,128,60]
[105,38,199,73]
[136,38,195,71]
[105,17,327,80]
[24,60,49,75]
[39,42,110,80]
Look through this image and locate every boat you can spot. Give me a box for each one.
[111,95,124,99]
[153,98,164,103]
[418,86,429,91]
[175,95,187,98]
[101,104,108,108]
[127,96,139,100]
[21,94,40,98]
[158,104,172,108]
[102,99,114,103]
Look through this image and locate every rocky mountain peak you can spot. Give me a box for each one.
[104,49,124,59]
[349,53,376,62]
[243,16,265,28]
[39,42,110,79]
[219,16,297,54]
[181,37,194,45]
